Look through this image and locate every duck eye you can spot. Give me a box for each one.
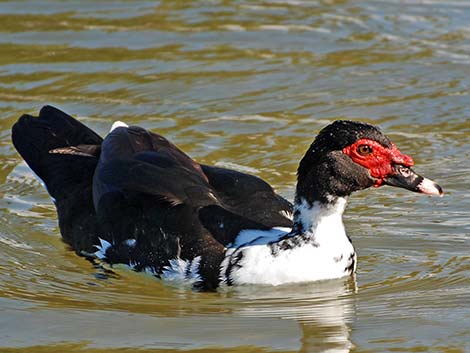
[357,145,373,156]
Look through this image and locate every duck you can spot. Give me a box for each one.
[11,106,443,290]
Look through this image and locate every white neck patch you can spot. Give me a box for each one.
[293,196,348,245]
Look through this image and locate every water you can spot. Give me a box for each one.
[0,1,469,352]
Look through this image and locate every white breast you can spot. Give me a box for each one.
[221,232,355,286]
[220,197,356,286]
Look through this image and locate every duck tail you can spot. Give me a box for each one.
[12,105,103,200]
[12,105,103,252]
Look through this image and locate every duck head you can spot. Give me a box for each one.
[295,120,443,205]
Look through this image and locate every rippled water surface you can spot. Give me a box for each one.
[1,1,469,352]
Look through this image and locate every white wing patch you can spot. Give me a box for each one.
[91,237,201,285]
[161,256,202,284]
[124,238,137,247]
[231,227,290,248]
[94,238,112,259]
[110,121,128,132]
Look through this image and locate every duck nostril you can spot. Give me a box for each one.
[393,164,412,177]
[399,166,411,176]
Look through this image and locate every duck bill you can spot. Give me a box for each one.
[383,165,443,196]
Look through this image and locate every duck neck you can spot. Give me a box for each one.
[291,195,348,244]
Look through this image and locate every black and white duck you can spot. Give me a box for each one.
[11,106,443,289]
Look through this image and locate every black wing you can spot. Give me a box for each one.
[93,126,227,288]
[201,164,293,228]
[93,126,293,288]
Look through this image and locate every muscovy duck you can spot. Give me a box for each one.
[11,106,443,289]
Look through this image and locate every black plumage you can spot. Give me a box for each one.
[12,106,292,289]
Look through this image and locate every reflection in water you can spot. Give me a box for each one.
[231,278,357,353]
[0,268,357,352]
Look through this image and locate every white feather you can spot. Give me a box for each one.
[161,256,202,284]
[93,237,112,259]
[110,121,128,132]
[279,209,293,220]
[221,197,355,286]
[124,238,137,247]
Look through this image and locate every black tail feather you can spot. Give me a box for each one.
[11,106,103,252]
[11,105,103,199]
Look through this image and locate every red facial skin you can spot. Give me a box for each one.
[343,138,414,187]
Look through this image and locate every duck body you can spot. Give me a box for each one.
[11,106,442,290]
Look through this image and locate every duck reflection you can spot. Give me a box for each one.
[226,276,357,353]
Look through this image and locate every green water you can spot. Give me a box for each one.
[0,1,469,352]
